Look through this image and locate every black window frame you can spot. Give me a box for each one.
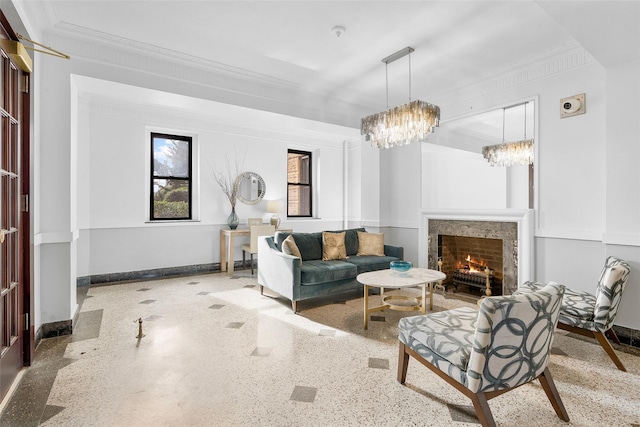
[150,132,193,221]
[287,149,312,218]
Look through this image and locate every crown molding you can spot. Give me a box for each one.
[54,20,298,89]
[433,45,596,108]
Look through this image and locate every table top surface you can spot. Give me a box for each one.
[357,268,446,288]
[221,227,292,235]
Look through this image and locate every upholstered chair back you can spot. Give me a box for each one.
[249,225,275,253]
[593,256,631,332]
[466,282,565,393]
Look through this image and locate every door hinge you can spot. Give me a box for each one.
[23,313,29,330]
[21,194,28,212]
[21,74,29,94]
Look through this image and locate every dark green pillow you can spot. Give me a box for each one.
[290,232,323,260]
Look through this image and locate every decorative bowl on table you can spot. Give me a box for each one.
[390,260,413,274]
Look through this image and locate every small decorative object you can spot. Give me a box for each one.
[390,260,413,273]
[266,199,283,228]
[227,207,239,230]
[235,171,266,205]
[134,318,145,339]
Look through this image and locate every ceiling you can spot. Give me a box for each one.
[16,1,640,128]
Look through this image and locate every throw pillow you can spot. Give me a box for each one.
[322,231,347,260]
[282,235,302,263]
[357,231,385,256]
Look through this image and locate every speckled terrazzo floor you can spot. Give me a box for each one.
[1,271,640,426]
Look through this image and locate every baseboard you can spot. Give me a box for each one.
[41,320,73,339]
[612,324,640,348]
[77,262,224,286]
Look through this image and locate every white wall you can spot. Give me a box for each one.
[603,59,640,329]
[605,59,640,241]
[421,144,508,210]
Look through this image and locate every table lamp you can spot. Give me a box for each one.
[266,200,283,228]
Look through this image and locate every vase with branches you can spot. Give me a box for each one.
[212,153,244,229]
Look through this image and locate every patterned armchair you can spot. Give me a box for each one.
[518,256,631,371]
[398,282,568,427]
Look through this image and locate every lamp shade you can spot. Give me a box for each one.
[266,200,283,214]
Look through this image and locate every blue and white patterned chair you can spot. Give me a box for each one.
[518,256,631,371]
[398,282,568,427]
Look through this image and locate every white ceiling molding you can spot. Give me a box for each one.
[54,21,300,89]
[434,46,596,110]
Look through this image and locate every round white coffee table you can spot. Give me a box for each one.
[357,268,446,329]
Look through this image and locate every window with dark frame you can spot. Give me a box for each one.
[151,132,192,220]
[287,150,312,217]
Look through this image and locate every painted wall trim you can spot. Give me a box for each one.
[535,227,604,242]
[34,231,75,246]
[603,232,640,247]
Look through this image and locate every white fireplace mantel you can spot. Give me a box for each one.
[419,209,535,289]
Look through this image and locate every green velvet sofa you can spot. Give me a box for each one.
[257,228,404,312]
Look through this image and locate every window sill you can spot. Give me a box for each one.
[145,219,202,224]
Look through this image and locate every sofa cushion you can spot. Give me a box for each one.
[322,231,347,260]
[300,260,358,285]
[345,255,400,274]
[281,232,322,260]
[327,228,366,256]
[357,231,385,256]
[282,235,302,263]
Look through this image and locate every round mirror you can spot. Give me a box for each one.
[235,171,266,205]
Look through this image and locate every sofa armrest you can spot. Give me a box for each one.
[257,236,302,301]
[384,244,404,260]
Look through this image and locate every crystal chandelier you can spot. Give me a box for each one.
[482,103,534,167]
[361,47,440,149]
[482,140,534,167]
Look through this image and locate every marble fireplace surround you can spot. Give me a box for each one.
[419,209,534,295]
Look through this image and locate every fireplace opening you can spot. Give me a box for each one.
[438,235,503,296]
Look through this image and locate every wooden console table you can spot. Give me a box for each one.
[220,227,292,276]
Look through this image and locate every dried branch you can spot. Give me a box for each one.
[210,150,246,208]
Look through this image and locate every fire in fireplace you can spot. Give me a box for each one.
[437,235,503,296]
[453,255,495,296]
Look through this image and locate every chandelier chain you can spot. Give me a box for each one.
[408,51,412,102]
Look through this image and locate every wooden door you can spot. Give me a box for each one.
[0,11,30,402]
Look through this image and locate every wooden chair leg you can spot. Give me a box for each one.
[259,285,264,295]
[250,254,254,274]
[594,331,627,371]
[291,300,298,313]
[538,367,570,422]
[397,342,409,384]
[242,252,246,269]
[469,392,496,427]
